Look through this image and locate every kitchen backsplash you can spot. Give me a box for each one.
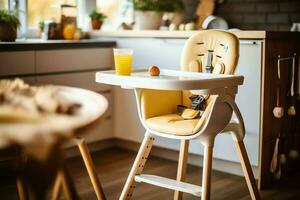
[183,0,300,31]
[215,0,300,31]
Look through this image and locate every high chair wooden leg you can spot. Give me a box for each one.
[120,134,155,200]
[234,141,261,200]
[76,138,106,200]
[174,140,189,200]
[202,145,213,200]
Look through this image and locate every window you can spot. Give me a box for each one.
[2,0,132,37]
[0,0,9,9]
[96,0,133,30]
[27,0,77,28]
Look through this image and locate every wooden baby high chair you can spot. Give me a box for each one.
[120,30,260,200]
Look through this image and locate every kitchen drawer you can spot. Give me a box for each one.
[36,48,113,73]
[35,71,112,92]
[0,51,35,76]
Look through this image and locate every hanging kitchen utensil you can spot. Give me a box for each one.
[271,133,286,180]
[270,136,280,174]
[287,54,296,116]
[289,123,300,160]
[273,87,284,118]
[279,133,287,166]
[274,156,282,180]
[273,56,284,118]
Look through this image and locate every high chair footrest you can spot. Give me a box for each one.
[135,174,202,197]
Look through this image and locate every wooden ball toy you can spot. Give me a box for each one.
[148,65,160,76]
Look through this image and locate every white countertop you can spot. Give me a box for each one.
[91,30,267,39]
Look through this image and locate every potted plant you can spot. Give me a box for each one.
[133,0,184,30]
[89,10,106,30]
[0,9,20,41]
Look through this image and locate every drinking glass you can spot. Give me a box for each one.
[113,49,133,76]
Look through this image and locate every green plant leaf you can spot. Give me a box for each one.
[89,10,106,21]
[0,9,20,27]
[133,0,184,12]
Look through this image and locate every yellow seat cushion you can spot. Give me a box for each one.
[145,114,200,136]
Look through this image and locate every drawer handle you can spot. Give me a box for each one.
[240,41,258,45]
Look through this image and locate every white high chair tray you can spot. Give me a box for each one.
[96,69,244,90]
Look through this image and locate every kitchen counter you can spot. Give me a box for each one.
[91,30,300,40]
[91,30,267,39]
[0,39,116,52]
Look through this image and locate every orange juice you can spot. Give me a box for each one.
[114,49,133,76]
[114,54,133,75]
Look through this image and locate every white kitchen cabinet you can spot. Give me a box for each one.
[113,38,262,167]
[213,41,262,166]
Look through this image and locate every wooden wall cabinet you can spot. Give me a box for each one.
[259,33,300,188]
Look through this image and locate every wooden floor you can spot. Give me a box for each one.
[1,147,300,199]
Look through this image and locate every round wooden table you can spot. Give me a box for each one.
[0,86,108,199]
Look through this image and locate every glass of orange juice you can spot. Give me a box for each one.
[113,48,133,76]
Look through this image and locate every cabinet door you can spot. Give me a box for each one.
[36,48,113,73]
[0,51,35,76]
[212,40,262,166]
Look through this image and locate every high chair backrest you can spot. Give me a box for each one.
[180,30,239,106]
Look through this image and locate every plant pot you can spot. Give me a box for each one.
[134,11,162,30]
[91,20,103,30]
[0,22,17,42]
